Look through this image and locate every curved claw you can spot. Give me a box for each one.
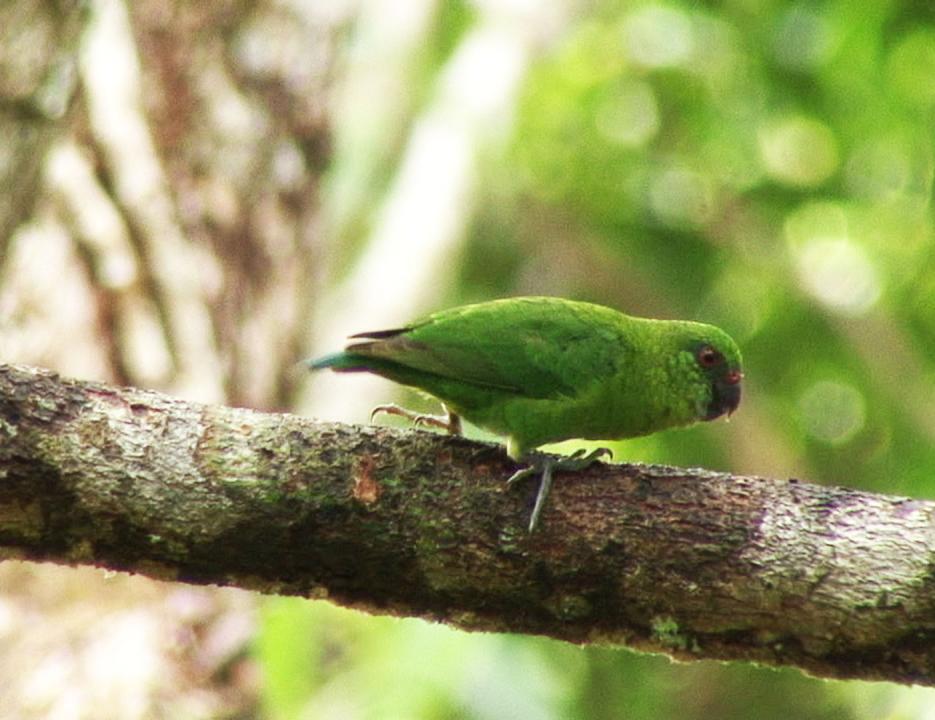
[506,447,613,532]
[527,461,554,533]
[368,403,462,435]
[553,446,613,471]
[369,404,397,423]
[506,464,537,487]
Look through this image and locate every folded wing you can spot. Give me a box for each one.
[345,298,630,400]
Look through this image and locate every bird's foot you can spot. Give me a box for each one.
[558,446,614,470]
[507,447,613,533]
[369,403,463,435]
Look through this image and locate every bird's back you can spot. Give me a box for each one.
[311,296,739,455]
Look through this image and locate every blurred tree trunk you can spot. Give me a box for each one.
[2,0,339,408]
[0,0,83,256]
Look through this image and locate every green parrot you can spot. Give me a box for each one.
[310,296,742,531]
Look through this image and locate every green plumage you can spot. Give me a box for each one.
[311,297,743,459]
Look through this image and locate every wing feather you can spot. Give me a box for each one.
[346,298,633,400]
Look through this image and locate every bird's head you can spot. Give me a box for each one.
[669,323,743,423]
[694,340,743,421]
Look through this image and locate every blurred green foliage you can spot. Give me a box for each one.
[258,599,873,720]
[258,1,935,718]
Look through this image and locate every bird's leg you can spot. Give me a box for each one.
[507,447,613,533]
[369,403,463,435]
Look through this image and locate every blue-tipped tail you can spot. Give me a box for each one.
[306,351,374,372]
[307,352,346,371]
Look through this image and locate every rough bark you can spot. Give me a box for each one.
[2,363,935,686]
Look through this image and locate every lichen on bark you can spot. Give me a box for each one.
[3,362,935,686]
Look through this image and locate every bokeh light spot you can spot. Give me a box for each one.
[758,116,839,187]
[649,168,714,226]
[798,380,866,446]
[773,6,839,71]
[623,6,694,68]
[793,236,881,316]
[594,80,659,147]
[845,137,912,200]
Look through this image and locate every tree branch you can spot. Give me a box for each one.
[2,363,934,685]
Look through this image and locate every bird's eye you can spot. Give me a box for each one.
[697,345,723,367]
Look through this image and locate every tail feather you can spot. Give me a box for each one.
[307,351,370,372]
